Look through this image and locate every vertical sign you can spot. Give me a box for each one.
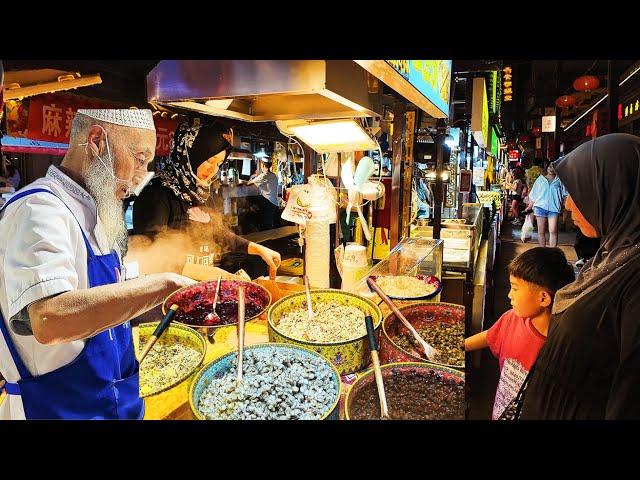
[402,111,416,238]
[542,115,556,133]
[503,66,513,102]
[471,77,489,148]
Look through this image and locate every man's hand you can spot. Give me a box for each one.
[187,206,211,224]
[248,242,281,271]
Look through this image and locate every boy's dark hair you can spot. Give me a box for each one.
[508,247,575,294]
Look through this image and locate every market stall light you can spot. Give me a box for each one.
[205,99,234,110]
[287,119,377,154]
[227,149,253,160]
[444,134,456,149]
[422,168,450,183]
[563,94,608,132]
[619,64,640,86]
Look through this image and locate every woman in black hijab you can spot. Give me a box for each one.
[132,122,281,271]
[519,133,640,419]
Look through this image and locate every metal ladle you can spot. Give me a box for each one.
[205,276,222,343]
[367,277,440,362]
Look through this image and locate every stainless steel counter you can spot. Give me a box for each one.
[220,184,261,199]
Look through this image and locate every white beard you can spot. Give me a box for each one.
[84,160,128,255]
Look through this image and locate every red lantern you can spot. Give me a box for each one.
[532,126,542,137]
[573,75,600,92]
[556,94,576,108]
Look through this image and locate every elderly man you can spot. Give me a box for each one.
[0,108,194,419]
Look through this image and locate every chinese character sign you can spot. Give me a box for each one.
[503,66,513,102]
[154,116,177,156]
[24,94,177,156]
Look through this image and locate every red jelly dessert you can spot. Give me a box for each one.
[166,280,270,327]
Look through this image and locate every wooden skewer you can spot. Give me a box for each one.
[365,315,389,419]
[236,286,246,383]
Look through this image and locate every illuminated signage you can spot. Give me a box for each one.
[386,60,409,79]
[471,77,489,148]
[488,70,499,115]
[542,115,556,133]
[508,150,519,160]
[503,66,513,102]
[386,60,452,117]
[490,127,499,157]
[622,99,640,119]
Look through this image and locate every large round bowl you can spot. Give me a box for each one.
[370,274,443,301]
[138,322,206,397]
[344,362,465,420]
[267,289,383,375]
[189,343,341,420]
[379,302,465,370]
[162,280,271,334]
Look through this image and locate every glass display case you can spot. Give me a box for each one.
[409,205,483,274]
[350,237,444,300]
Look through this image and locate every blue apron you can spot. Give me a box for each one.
[0,188,144,419]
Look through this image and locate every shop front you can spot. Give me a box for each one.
[128,59,466,420]
[1,60,470,421]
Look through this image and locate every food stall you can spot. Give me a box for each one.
[131,59,465,420]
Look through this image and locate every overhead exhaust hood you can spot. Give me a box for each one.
[147,60,381,122]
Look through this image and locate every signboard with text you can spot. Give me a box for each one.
[471,78,489,148]
[459,169,472,193]
[386,60,452,117]
[503,66,513,102]
[542,115,556,133]
[21,94,177,156]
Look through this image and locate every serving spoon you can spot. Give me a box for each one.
[204,276,222,325]
[367,277,440,362]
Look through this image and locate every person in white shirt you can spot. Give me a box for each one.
[244,159,280,229]
[0,109,194,419]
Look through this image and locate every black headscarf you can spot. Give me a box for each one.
[156,122,231,206]
[552,133,640,313]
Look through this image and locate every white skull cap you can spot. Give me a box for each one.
[76,109,156,131]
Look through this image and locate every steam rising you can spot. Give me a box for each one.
[124,207,240,276]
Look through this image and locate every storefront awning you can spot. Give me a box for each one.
[1,135,68,156]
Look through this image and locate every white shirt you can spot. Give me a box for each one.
[252,171,279,206]
[0,165,115,420]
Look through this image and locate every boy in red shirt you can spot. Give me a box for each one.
[465,247,575,419]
